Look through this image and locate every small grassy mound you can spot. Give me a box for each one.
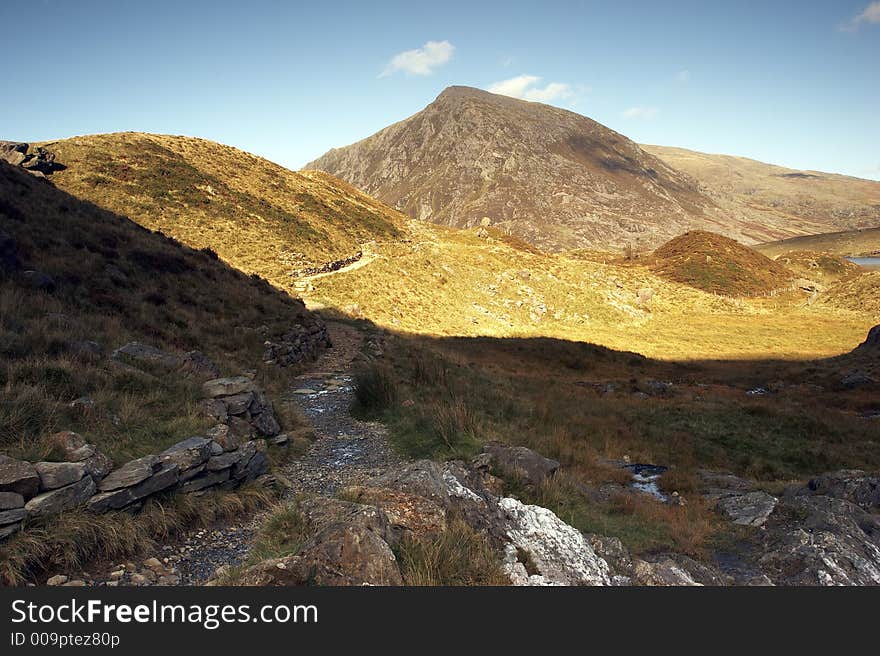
[651,230,793,296]
[774,250,861,282]
[821,271,880,320]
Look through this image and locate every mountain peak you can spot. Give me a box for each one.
[306,90,715,250]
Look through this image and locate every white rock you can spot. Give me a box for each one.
[499,497,610,586]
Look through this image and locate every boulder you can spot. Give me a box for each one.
[0,456,40,499]
[203,399,228,423]
[475,443,560,487]
[82,451,113,481]
[202,376,255,398]
[715,491,778,526]
[298,497,393,540]
[206,450,242,472]
[0,523,21,539]
[499,497,610,586]
[34,461,86,491]
[238,522,402,586]
[98,455,161,492]
[25,476,96,517]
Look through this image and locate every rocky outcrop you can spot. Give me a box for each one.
[240,459,611,587]
[0,142,65,176]
[700,469,778,526]
[500,497,610,585]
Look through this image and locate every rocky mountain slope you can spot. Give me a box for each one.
[307,86,721,251]
[37,133,409,283]
[643,145,880,240]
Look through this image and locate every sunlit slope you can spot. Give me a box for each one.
[42,132,408,286]
[304,223,874,360]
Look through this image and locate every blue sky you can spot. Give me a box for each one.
[2,0,878,179]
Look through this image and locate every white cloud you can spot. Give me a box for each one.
[380,40,454,77]
[675,69,690,83]
[841,2,880,31]
[622,106,659,119]
[487,75,574,103]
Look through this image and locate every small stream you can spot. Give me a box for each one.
[623,464,669,502]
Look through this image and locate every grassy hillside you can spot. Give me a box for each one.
[0,160,320,463]
[773,251,862,283]
[755,227,880,258]
[650,231,794,296]
[643,145,880,241]
[40,133,408,285]
[30,134,876,362]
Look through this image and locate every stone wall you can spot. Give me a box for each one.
[0,374,290,541]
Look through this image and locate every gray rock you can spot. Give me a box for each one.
[716,491,778,526]
[202,376,255,398]
[841,371,876,389]
[0,523,21,539]
[500,496,610,586]
[35,461,86,491]
[25,476,96,517]
[178,350,220,380]
[208,441,224,456]
[112,342,180,369]
[804,470,880,511]
[203,399,228,423]
[0,491,25,510]
[0,456,40,499]
[251,409,281,437]
[181,469,230,493]
[206,451,241,472]
[222,392,254,416]
[0,507,27,526]
[158,437,213,472]
[476,442,560,487]
[207,423,248,452]
[232,440,268,482]
[82,451,113,481]
[98,455,161,492]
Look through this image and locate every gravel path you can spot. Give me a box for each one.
[48,321,399,587]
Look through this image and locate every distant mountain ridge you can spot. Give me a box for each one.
[306,86,720,251]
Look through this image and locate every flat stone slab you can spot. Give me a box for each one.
[98,455,161,492]
[716,491,778,526]
[203,376,255,398]
[35,461,86,491]
[0,491,24,510]
[0,456,40,499]
[25,476,96,517]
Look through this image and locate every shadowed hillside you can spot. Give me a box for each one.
[755,227,880,259]
[0,160,323,462]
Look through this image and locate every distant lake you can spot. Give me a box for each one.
[845,257,880,270]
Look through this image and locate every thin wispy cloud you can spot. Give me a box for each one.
[487,75,575,103]
[622,106,659,119]
[840,1,880,31]
[380,40,454,77]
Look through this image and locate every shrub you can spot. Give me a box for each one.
[352,364,398,415]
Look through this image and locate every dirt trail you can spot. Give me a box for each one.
[54,321,398,587]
